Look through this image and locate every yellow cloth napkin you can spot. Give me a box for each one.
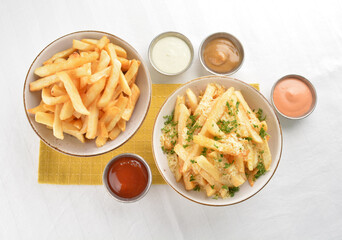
[38,83,259,185]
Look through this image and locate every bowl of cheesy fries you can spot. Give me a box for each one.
[152,76,282,206]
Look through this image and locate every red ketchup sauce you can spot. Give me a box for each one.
[107,157,148,198]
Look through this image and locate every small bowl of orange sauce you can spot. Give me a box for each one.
[103,153,152,203]
[199,32,244,75]
[271,74,317,120]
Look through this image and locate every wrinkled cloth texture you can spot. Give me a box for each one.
[1,0,342,239]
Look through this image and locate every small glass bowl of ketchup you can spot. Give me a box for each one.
[103,153,152,203]
[271,74,317,120]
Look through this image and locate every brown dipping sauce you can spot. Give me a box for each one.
[107,157,148,199]
[203,38,241,73]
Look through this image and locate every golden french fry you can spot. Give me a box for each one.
[193,135,243,156]
[51,84,66,97]
[73,40,96,51]
[100,106,120,124]
[194,83,216,117]
[196,155,220,182]
[35,52,98,77]
[95,135,107,147]
[57,72,89,115]
[117,118,126,132]
[112,45,127,58]
[122,84,140,121]
[43,48,75,65]
[177,104,190,145]
[96,50,110,73]
[186,88,198,114]
[72,119,82,130]
[174,96,185,123]
[79,115,88,134]
[85,99,99,139]
[30,75,59,91]
[42,87,69,105]
[53,104,64,139]
[81,39,98,45]
[106,94,128,132]
[96,36,109,50]
[54,58,67,63]
[117,57,131,72]
[35,112,54,127]
[97,59,121,108]
[104,43,118,65]
[43,103,55,112]
[62,121,85,143]
[98,121,108,138]
[83,78,106,107]
[118,70,132,96]
[124,59,139,85]
[60,100,74,120]
[28,101,45,114]
[183,172,195,190]
[89,66,112,83]
[108,126,121,140]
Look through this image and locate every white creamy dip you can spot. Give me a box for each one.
[151,36,191,74]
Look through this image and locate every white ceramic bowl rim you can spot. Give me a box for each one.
[23,30,152,157]
[152,75,283,206]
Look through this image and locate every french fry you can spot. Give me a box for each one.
[30,75,59,91]
[35,51,99,77]
[72,119,82,130]
[195,155,220,182]
[122,84,140,121]
[98,121,108,138]
[51,84,66,97]
[96,50,110,73]
[96,36,110,50]
[193,135,243,156]
[85,99,99,139]
[42,87,69,105]
[54,58,67,63]
[35,112,54,127]
[83,78,106,107]
[97,59,121,108]
[43,48,75,65]
[118,70,132,96]
[106,94,128,132]
[43,103,55,112]
[183,172,195,190]
[235,90,261,128]
[100,106,120,124]
[81,39,98,45]
[89,66,112,83]
[28,101,45,114]
[117,118,126,132]
[73,40,96,51]
[60,100,74,120]
[173,96,185,123]
[258,141,272,170]
[57,72,89,115]
[104,43,118,65]
[95,135,107,147]
[194,83,216,117]
[117,57,131,72]
[109,126,121,140]
[62,121,85,143]
[53,104,64,139]
[237,103,263,143]
[186,88,198,114]
[124,59,139,85]
[177,104,190,145]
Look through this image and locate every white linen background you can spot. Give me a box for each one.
[0,0,341,239]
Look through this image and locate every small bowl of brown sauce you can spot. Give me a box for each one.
[199,32,244,75]
[103,153,152,203]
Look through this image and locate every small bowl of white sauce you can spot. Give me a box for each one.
[148,32,194,75]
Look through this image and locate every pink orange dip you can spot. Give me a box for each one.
[273,78,313,118]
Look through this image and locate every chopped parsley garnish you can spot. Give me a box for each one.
[229,187,240,197]
[253,124,259,128]
[217,120,235,133]
[222,185,228,190]
[183,144,189,148]
[190,159,197,164]
[213,143,219,149]
[161,146,175,155]
[226,101,234,116]
[236,101,240,113]
[163,111,175,125]
[190,175,195,182]
[212,194,219,200]
[201,147,208,157]
[243,137,253,141]
[161,127,170,133]
[224,162,233,169]
[193,185,200,191]
[210,185,215,189]
[213,136,221,141]
[254,161,266,179]
[255,108,266,121]
[259,127,268,139]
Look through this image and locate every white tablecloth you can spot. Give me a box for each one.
[1,0,342,239]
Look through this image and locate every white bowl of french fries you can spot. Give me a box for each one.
[24,31,151,156]
[152,76,282,206]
